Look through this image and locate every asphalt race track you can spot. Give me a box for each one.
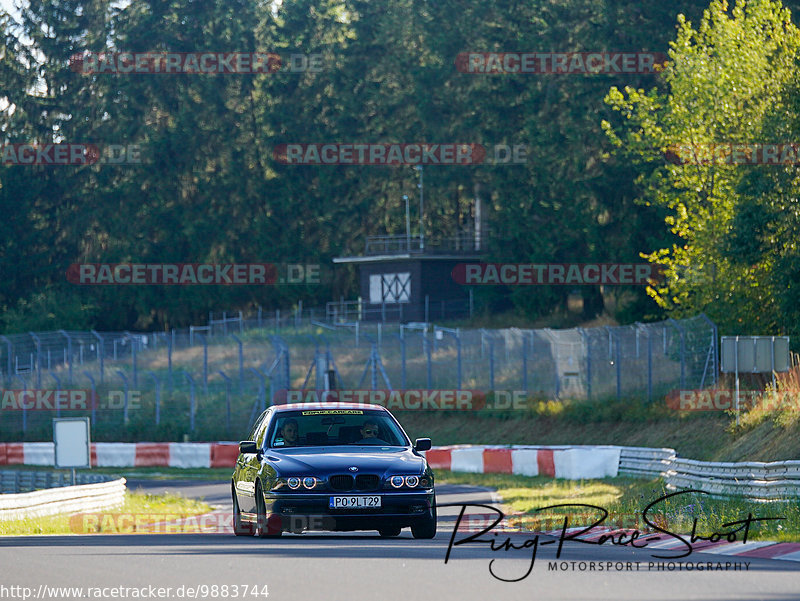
[1,481,798,601]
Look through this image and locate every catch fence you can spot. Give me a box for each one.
[0,311,717,441]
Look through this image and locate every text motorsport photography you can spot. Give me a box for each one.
[442,489,780,583]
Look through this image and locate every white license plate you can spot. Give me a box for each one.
[329,496,382,509]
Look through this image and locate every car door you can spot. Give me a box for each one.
[235,409,270,513]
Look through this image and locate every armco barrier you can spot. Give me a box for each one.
[0,476,126,520]
[0,470,112,494]
[617,446,676,478]
[664,458,800,500]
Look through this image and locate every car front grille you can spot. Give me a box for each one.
[328,474,380,492]
[329,475,354,491]
[355,474,380,491]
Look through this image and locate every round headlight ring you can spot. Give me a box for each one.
[302,477,317,489]
[404,476,420,488]
[287,477,301,489]
[390,476,404,488]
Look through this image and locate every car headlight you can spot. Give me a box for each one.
[272,476,321,491]
[386,475,429,489]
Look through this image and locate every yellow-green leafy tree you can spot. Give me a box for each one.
[603,0,800,333]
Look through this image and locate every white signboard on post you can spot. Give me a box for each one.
[54,417,91,469]
[720,336,790,373]
[719,336,791,426]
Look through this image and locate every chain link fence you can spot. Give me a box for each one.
[0,310,717,441]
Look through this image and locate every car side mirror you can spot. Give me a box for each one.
[239,440,258,454]
[414,438,432,452]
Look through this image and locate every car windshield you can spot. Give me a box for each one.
[267,409,408,448]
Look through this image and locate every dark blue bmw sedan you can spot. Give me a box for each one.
[232,402,436,538]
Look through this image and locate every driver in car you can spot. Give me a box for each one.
[279,418,299,446]
[357,419,382,443]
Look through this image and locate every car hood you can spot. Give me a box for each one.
[264,447,425,476]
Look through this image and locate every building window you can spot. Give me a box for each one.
[369,272,410,303]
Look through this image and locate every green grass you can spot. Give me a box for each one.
[0,490,213,536]
[436,470,800,542]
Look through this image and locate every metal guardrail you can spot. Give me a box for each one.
[0,473,126,520]
[617,446,677,479]
[664,458,800,500]
[0,470,111,494]
[668,458,800,481]
[617,447,800,500]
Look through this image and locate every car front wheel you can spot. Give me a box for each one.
[411,498,437,539]
[232,487,253,536]
[255,484,282,538]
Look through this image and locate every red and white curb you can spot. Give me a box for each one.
[0,443,620,478]
[422,445,620,480]
[0,442,240,468]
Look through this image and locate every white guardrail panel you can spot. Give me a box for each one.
[617,446,676,478]
[0,478,126,520]
[616,447,800,499]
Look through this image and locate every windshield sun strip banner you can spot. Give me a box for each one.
[300,410,365,415]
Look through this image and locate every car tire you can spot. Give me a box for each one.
[255,484,282,538]
[378,526,402,537]
[232,487,253,536]
[411,498,437,539]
